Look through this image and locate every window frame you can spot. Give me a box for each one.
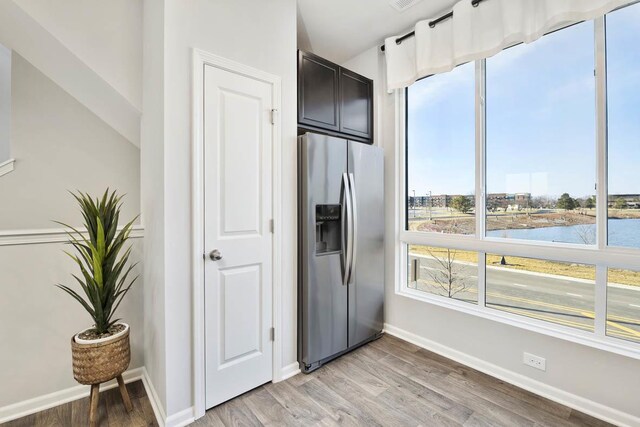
[395,15,640,360]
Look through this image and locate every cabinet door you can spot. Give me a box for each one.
[339,69,372,140]
[298,51,340,131]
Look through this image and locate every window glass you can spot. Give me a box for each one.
[606,2,640,249]
[486,254,595,331]
[607,268,640,343]
[485,21,596,245]
[407,245,478,304]
[406,62,475,235]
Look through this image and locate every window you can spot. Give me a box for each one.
[400,3,640,355]
[406,62,475,235]
[607,268,640,343]
[606,2,640,249]
[486,254,595,332]
[407,245,477,304]
[486,21,596,245]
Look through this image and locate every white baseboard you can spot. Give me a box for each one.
[140,367,166,427]
[384,323,640,427]
[0,367,144,424]
[165,407,195,427]
[279,362,301,382]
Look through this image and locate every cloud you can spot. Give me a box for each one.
[407,62,474,112]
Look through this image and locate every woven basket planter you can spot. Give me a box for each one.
[71,324,131,385]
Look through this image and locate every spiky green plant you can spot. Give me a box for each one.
[55,190,139,334]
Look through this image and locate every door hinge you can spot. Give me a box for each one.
[270,109,278,125]
[269,327,275,341]
[270,219,274,233]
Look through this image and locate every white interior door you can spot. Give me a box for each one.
[203,63,274,409]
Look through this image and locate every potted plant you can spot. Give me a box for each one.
[56,190,138,426]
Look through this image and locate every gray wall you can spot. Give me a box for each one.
[0,53,143,409]
[0,43,10,164]
[0,240,144,408]
[0,53,140,230]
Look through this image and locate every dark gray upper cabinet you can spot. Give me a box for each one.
[298,51,340,131]
[298,50,373,143]
[339,68,372,140]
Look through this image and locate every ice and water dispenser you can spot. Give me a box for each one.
[315,204,341,255]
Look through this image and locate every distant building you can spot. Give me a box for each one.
[408,193,531,210]
[608,194,640,208]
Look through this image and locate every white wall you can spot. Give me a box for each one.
[0,239,144,409]
[13,0,143,110]
[141,0,298,419]
[0,53,140,230]
[0,43,10,164]
[342,45,640,422]
[141,0,167,416]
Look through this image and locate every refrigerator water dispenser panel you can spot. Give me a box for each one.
[315,204,341,255]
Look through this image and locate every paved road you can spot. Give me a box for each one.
[409,255,640,343]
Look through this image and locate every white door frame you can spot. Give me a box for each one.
[191,48,283,419]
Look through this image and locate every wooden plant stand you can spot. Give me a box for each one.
[71,327,132,427]
[89,375,133,427]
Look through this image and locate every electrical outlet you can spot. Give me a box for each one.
[523,352,546,371]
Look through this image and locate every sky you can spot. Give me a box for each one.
[407,3,640,199]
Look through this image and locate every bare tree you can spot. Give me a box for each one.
[575,224,596,245]
[425,248,469,298]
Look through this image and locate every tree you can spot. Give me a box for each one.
[531,196,553,209]
[557,193,577,210]
[426,248,469,298]
[575,224,596,245]
[614,198,628,209]
[584,196,596,209]
[451,195,472,214]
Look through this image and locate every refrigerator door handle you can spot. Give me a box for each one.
[348,173,358,285]
[342,173,353,286]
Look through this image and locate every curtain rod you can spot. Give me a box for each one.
[380,0,486,52]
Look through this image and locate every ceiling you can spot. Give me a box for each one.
[297,0,457,64]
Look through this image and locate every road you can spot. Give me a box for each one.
[409,255,640,343]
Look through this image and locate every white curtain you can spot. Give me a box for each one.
[385,0,632,91]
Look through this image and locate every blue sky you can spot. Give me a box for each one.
[407,3,640,199]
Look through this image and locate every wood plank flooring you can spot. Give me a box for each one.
[4,380,157,427]
[193,335,613,427]
[5,335,613,426]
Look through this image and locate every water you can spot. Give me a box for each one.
[487,218,640,248]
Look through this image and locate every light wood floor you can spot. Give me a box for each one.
[4,380,157,427]
[6,334,612,426]
[193,335,612,427]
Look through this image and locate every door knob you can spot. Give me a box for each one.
[209,249,223,261]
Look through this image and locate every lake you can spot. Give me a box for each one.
[487,218,640,248]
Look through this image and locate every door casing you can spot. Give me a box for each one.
[191,48,283,420]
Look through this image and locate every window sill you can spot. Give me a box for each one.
[396,285,640,361]
[0,158,15,177]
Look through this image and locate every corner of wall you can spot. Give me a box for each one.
[141,0,168,414]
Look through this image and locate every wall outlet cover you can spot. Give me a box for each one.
[523,352,546,371]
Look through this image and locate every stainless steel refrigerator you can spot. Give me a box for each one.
[298,132,384,373]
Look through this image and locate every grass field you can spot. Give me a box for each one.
[409,245,640,286]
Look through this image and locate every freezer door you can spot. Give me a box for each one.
[347,141,384,347]
[299,133,349,367]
